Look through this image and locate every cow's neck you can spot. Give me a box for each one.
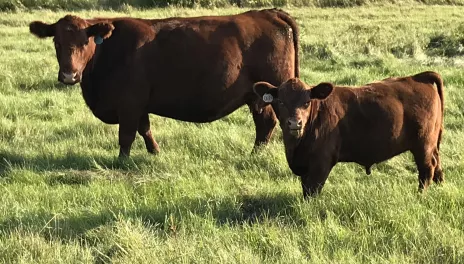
[80,43,101,110]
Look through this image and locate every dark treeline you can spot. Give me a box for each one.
[1,0,463,11]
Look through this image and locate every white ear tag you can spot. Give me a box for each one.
[262,93,274,103]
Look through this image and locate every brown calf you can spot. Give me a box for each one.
[254,71,444,198]
[29,9,299,157]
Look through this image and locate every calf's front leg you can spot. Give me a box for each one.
[301,161,333,199]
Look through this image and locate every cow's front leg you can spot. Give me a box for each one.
[118,113,139,158]
[301,161,333,199]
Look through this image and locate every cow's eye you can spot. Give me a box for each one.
[303,101,310,108]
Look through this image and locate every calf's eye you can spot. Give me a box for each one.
[303,101,310,108]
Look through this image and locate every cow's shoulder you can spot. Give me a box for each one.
[98,18,155,57]
[110,18,155,39]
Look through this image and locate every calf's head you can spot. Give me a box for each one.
[29,15,114,85]
[253,78,333,138]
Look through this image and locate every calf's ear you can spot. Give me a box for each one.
[253,82,278,104]
[310,82,334,100]
[86,22,115,40]
[29,21,55,38]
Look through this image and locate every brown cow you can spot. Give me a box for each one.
[29,9,299,157]
[253,71,444,198]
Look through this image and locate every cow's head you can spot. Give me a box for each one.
[29,15,114,85]
[253,78,333,138]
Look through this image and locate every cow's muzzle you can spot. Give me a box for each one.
[59,71,81,85]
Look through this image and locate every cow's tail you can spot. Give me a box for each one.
[273,9,300,78]
[414,71,444,150]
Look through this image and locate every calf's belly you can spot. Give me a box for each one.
[340,142,410,166]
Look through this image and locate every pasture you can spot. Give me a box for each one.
[1,5,464,263]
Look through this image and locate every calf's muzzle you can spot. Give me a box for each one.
[287,117,303,137]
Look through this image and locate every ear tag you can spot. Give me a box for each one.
[262,93,274,103]
[94,36,104,45]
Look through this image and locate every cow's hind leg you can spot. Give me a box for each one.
[413,147,436,192]
[432,147,444,184]
[248,104,278,152]
[138,114,160,155]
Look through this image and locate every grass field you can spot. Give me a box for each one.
[1,5,464,263]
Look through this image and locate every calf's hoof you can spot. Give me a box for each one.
[433,169,444,184]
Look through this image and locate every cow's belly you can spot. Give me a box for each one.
[92,109,119,124]
[151,97,246,123]
[88,104,119,124]
[148,74,250,123]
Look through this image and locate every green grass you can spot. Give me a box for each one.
[1,6,464,263]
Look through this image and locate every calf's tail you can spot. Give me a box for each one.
[435,73,444,151]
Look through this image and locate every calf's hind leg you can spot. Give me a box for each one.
[138,114,160,155]
[248,104,278,152]
[413,147,436,191]
[432,147,444,184]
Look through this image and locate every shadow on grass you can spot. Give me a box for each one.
[0,150,150,173]
[18,79,71,91]
[216,192,303,226]
[0,192,303,243]
[47,171,94,186]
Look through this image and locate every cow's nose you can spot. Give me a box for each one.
[287,118,302,129]
[61,72,78,84]
[62,72,77,79]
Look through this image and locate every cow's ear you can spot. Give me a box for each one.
[310,82,334,100]
[86,22,115,40]
[253,82,278,104]
[29,21,55,38]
